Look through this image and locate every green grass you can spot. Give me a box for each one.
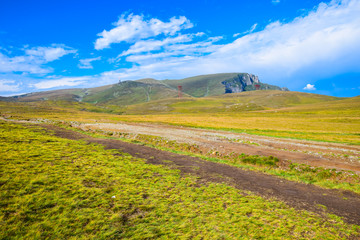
[124,90,340,114]
[75,127,360,195]
[2,91,359,145]
[1,120,359,239]
[115,110,360,145]
[5,73,290,107]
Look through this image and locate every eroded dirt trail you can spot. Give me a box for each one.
[43,124,360,225]
[76,122,360,173]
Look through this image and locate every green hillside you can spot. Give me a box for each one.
[81,80,179,105]
[125,90,340,114]
[163,73,286,97]
[4,73,288,106]
[14,89,86,102]
[162,73,239,97]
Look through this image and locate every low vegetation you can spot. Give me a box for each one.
[73,127,360,194]
[2,90,358,145]
[1,78,360,239]
[1,120,359,239]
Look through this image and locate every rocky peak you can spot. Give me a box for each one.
[222,73,260,93]
[221,73,288,93]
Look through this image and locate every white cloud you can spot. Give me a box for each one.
[119,34,194,57]
[120,35,222,65]
[31,76,88,89]
[303,84,316,90]
[104,0,360,89]
[0,80,20,92]
[94,14,193,50]
[233,23,258,38]
[0,45,76,74]
[209,0,360,81]
[117,34,222,65]
[5,0,360,95]
[78,57,101,69]
[0,46,12,55]
[249,23,258,33]
[0,52,51,74]
[25,45,76,62]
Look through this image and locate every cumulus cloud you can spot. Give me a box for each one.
[0,45,76,74]
[78,57,101,69]
[102,0,360,89]
[94,14,193,50]
[303,84,316,90]
[31,76,88,89]
[0,80,20,92]
[0,52,51,74]
[216,0,359,81]
[6,0,360,96]
[119,34,194,57]
[117,34,222,65]
[25,45,76,62]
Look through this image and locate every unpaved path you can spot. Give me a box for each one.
[75,122,360,173]
[43,124,360,225]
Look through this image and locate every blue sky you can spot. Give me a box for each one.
[1,0,360,97]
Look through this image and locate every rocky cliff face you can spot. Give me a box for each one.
[222,73,287,93]
[222,74,260,93]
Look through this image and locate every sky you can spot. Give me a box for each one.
[1,0,360,97]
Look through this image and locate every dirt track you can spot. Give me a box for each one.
[76,122,360,173]
[43,124,360,225]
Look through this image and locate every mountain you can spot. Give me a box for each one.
[163,73,287,97]
[3,73,288,106]
[124,90,340,114]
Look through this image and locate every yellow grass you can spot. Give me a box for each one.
[1,98,359,144]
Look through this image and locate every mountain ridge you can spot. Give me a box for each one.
[3,73,288,106]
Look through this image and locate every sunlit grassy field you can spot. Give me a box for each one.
[118,93,360,144]
[1,120,359,239]
[1,92,359,145]
[115,112,360,144]
[79,129,360,194]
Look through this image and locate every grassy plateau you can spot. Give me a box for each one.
[1,120,359,239]
[1,89,360,239]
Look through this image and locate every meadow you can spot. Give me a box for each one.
[2,91,359,145]
[1,120,359,239]
[72,127,360,195]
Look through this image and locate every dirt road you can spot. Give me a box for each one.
[42,124,360,225]
[75,122,360,173]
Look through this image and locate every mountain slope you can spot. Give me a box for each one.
[3,73,288,106]
[81,80,181,105]
[124,90,341,114]
[162,73,286,97]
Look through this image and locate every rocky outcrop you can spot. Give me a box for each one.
[222,74,260,93]
[222,73,287,93]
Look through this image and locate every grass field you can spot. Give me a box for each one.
[1,120,359,239]
[88,129,360,193]
[114,112,360,144]
[2,91,359,145]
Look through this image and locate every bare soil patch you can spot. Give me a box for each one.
[76,122,360,173]
[43,124,360,225]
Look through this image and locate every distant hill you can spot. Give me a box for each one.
[162,73,287,97]
[124,90,340,115]
[3,73,288,106]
